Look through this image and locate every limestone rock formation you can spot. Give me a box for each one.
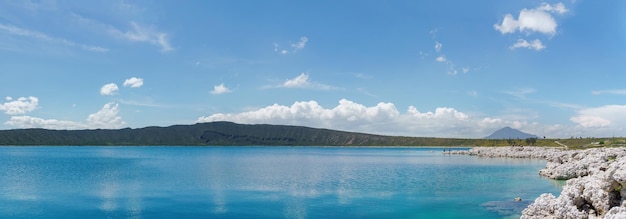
[520,148,626,219]
[448,146,626,218]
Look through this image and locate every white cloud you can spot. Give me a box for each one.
[278,73,336,90]
[197,99,626,138]
[110,22,173,52]
[510,39,546,51]
[210,83,232,95]
[0,23,109,52]
[100,83,119,95]
[5,116,87,130]
[570,105,626,128]
[197,99,510,138]
[198,99,400,128]
[494,3,565,36]
[435,55,446,62]
[0,96,39,115]
[5,102,126,130]
[123,77,144,88]
[196,98,626,138]
[291,36,308,51]
[494,2,569,51]
[570,115,611,128]
[283,73,310,88]
[86,102,125,128]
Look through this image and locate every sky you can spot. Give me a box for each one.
[1,0,626,138]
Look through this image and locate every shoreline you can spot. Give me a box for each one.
[448,146,626,218]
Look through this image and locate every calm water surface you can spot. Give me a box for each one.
[0,146,561,218]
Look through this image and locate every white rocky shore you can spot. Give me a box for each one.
[448,146,626,219]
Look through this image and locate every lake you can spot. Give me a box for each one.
[0,146,561,218]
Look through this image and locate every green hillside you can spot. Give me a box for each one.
[0,121,622,147]
[0,122,461,146]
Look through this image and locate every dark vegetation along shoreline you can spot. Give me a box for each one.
[0,121,624,147]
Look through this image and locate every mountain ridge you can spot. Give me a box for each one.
[484,127,539,139]
[0,122,546,146]
[0,122,455,146]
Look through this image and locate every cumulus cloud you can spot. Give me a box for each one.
[494,2,569,51]
[5,102,126,130]
[570,105,626,128]
[197,99,623,138]
[0,96,39,115]
[86,102,125,128]
[210,83,232,95]
[110,22,173,52]
[196,98,626,138]
[510,39,546,51]
[123,77,144,88]
[100,83,119,95]
[494,3,566,36]
[197,99,511,138]
[198,99,399,127]
[570,115,611,128]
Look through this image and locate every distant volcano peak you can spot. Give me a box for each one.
[485,127,539,139]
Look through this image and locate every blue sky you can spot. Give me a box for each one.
[1,0,625,138]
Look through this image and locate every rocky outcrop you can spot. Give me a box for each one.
[539,148,626,180]
[449,146,626,219]
[446,146,563,159]
[522,154,626,219]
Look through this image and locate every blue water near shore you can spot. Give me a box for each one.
[0,146,561,218]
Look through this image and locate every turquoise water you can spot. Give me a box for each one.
[0,146,561,218]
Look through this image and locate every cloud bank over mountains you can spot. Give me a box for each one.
[5,102,125,130]
[2,94,625,138]
[196,99,625,138]
[196,99,496,137]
